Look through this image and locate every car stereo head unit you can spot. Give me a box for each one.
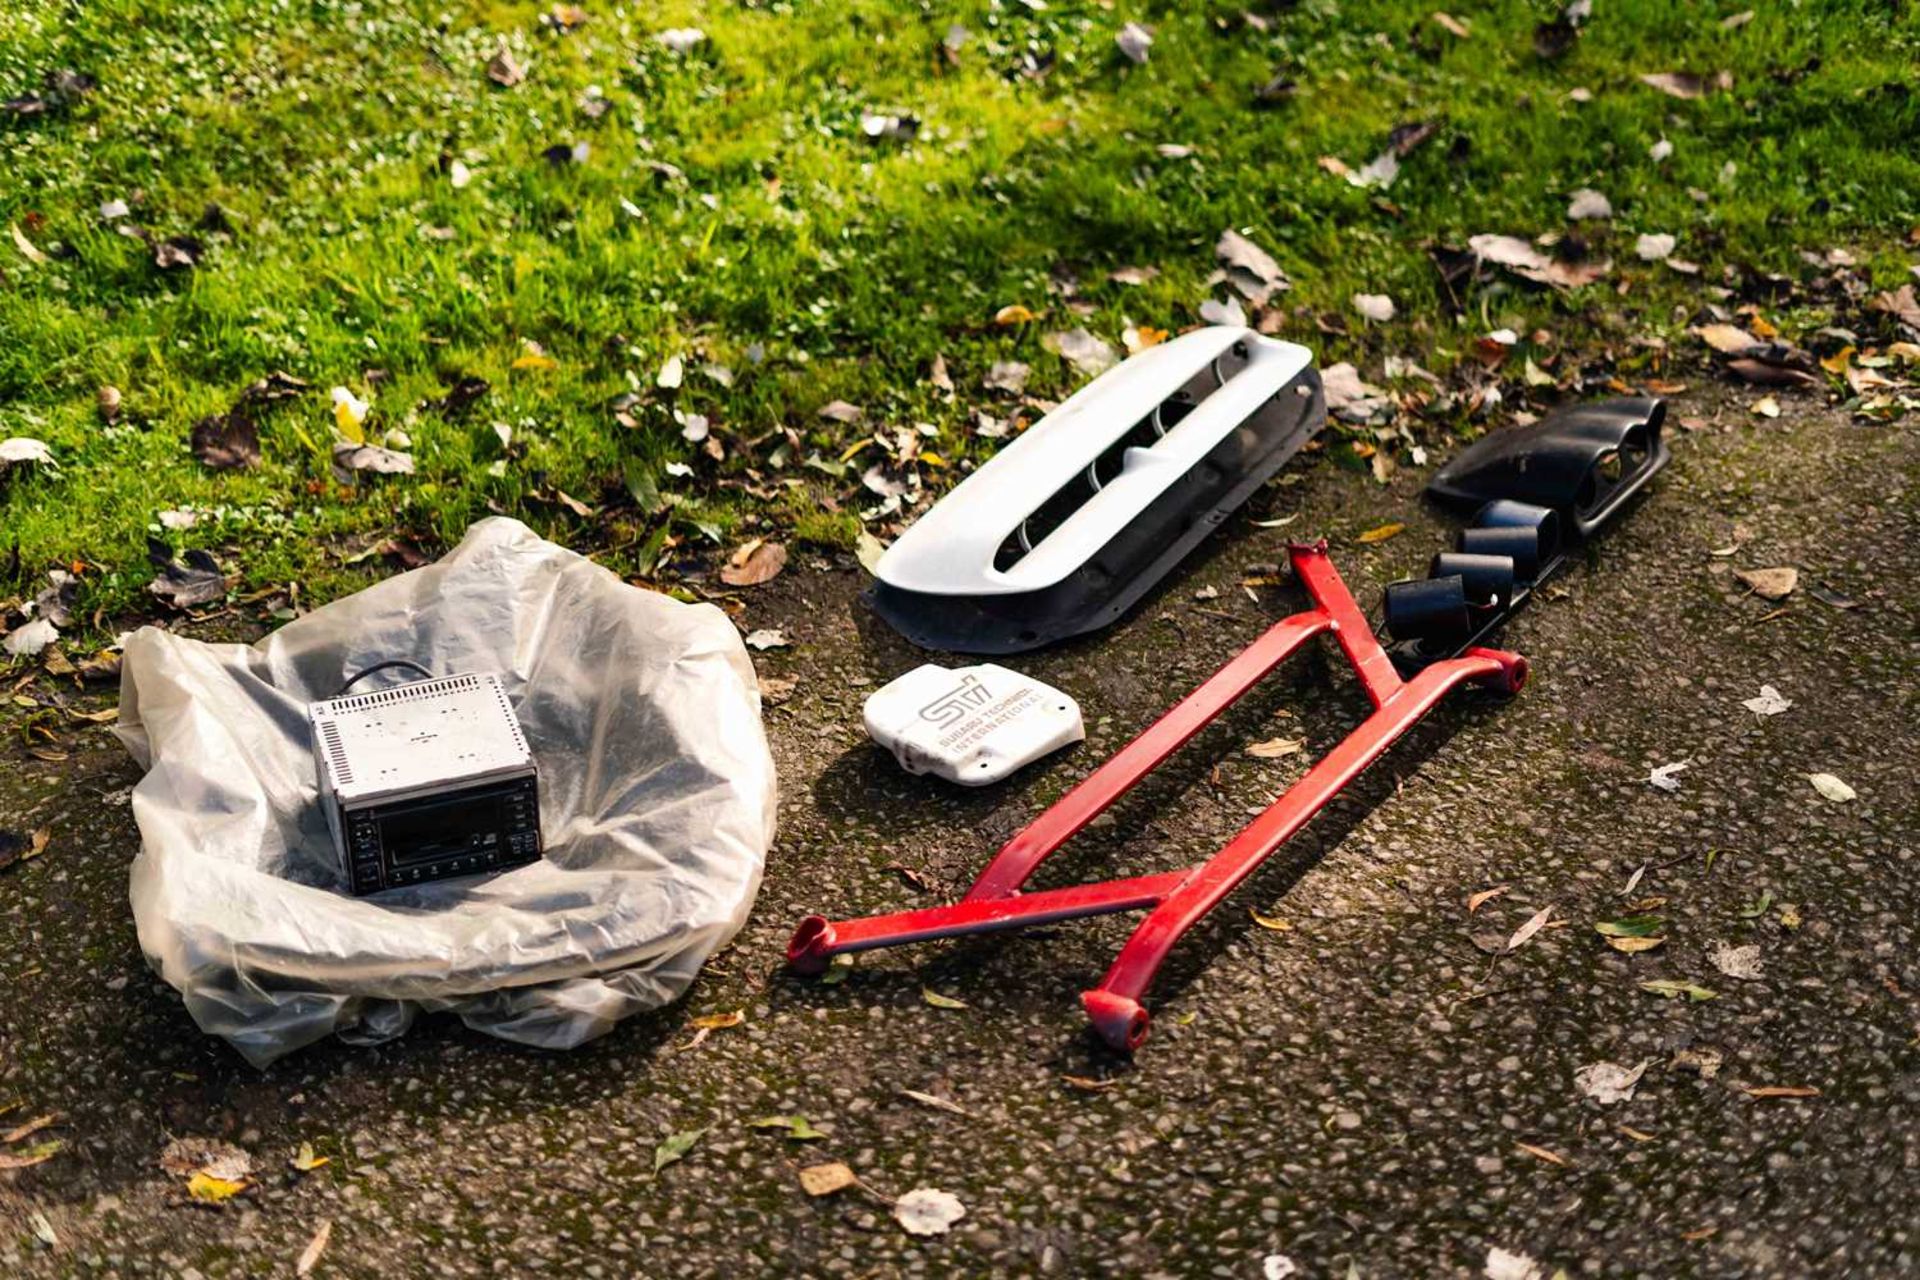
[309,672,542,895]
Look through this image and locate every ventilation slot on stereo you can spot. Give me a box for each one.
[994,343,1253,572]
[333,672,479,714]
[319,720,353,784]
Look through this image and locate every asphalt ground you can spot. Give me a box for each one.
[1,388,1914,1278]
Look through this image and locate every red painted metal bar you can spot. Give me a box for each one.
[787,541,1526,1051]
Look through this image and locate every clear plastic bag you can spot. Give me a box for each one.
[115,518,776,1066]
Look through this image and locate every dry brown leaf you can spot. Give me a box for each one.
[1467,886,1509,914]
[296,1220,332,1277]
[1246,736,1305,760]
[1639,71,1708,99]
[0,1142,61,1170]
[720,541,788,587]
[1432,11,1471,38]
[1507,905,1554,951]
[1061,1074,1119,1092]
[1743,1085,1820,1099]
[1515,1143,1569,1167]
[900,1088,968,1116]
[1693,323,1760,354]
[799,1162,859,1197]
[486,46,526,88]
[1734,566,1798,600]
[2,1113,59,1144]
[1606,935,1665,954]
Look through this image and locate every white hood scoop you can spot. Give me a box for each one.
[868,326,1324,653]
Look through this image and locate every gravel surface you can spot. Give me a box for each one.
[1,390,1914,1278]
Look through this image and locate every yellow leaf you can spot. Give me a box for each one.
[291,1143,329,1172]
[690,1010,744,1030]
[1606,935,1665,953]
[994,304,1038,325]
[1819,346,1854,375]
[1355,522,1405,544]
[921,987,968,1010]
[186,1171,248,1203]
[799,1162,858,1197]
[1123,324,1168,354]
[1250,910,1292,931]
[917,451,948,468]
[511,352,558,371]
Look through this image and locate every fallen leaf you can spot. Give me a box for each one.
[691,1010,745,1030]
[1567,189,1612,220]
[1217,229,1291,303]
[745,628,789,651]
[746,1115,827,1141]
[1867,284,1920,331]
[190,413,260,470]
[1199,297,1246,327]
[1594,915,1663,938]
[29,1211,55,1247]
[146,542,227,610]
[1250,910,1292,931]
[1608,935,1665,953]
[296,1220,332,1277]
[983,361,1031,395]
[1469,233,1609,289]
[1575,1059,1649,1105]
[1122,322,1168,354]
[1485,1246,1546,1280]
[720,541,788,587]
[1262,1254,1299,1280]
[1061,1074,1119,1092]
[816,400,864,424]
[1734,566,1797,599]
[1432,12,1471,38]
[1246,736,1305,760]
[1807,772,1855,803]
[1743,1084,1819,1099]
[1636,233,1677,262]
[1352,293,1395,323]
[3,617,58,659]
[1109,266,1159,286]
[1115,21,1153,64]
[656,27,705,53]
[1043,327,1118,375]
[161,1137,253,1182]
[11,223,49,265]
[799,1162,859,1197]
[332,442,414,477]
[2,1114,59,1144]
[1640,979,1717,1001]
[993,304,1038,326]
[900,1089,968,1116]
[854,531,887,575]
[1355,522,1405,544]
[921,987,968,1010]
[1507,905,1554,951]
[652,1127,706,1175]
[510,349,557,372]
[330,386,371,440]
[1467,886,1509,914]
[187,1171,249,1203]
[0,1141,62,1170]
[486,45,526,87]
[1639,71,1708,99]
[1711,942,1764,981]
[1515,1142,1569,1166]
[1320,362,1392,422]
[1693,323,1761,354]
[290,1142,329,1172]
[1741,685,1791,716]
[1751,395,1780,418]
[655,353,684,389]
[894,1187,966,1237]
[0,437,55,469]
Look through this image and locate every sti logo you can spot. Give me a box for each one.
[917,673,993,728]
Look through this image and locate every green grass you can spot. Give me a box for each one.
[2,1,1916,629]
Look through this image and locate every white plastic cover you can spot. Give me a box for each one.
[863,663,1085,785]
[115,518,776,1067]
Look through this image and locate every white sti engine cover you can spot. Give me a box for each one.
[864,664,1085,786]
[866,325,1324,654]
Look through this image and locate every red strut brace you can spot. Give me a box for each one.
[787,541,1527,1052]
